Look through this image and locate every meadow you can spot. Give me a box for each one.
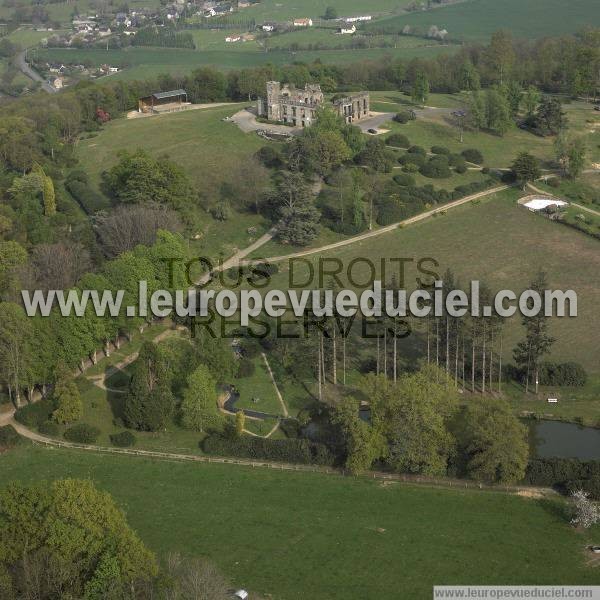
[1,445,598,599]
[36,43,452,79]
[366,0,600,41]
[255,190,600,376]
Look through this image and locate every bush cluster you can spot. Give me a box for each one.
[65,171,111,214]
[538,362,587,387]
[0,425,21,450]
[39,420,61,436]
[393,173,416,187]
[64,423,100,444]
[398,153,426,168]
[14,397,54,429]
[110,431,137,447]
[461,148,484,164]
[420,156,451,179]
[202,434,335,466]
[385,133,410,148]
[431,145,450,155]
[525,458,600,499]
[392,110,415,124]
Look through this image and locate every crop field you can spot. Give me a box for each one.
[36,43,452,79]
[1,446,598,600]
[366,0,600,41]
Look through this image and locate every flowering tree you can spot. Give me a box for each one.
[570,490,599,529]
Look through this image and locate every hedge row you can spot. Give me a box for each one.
[0,425,21,450]
[525,458,600,499]
[64,423,100,444]
[202,434,335,466]
[14,397,54,428]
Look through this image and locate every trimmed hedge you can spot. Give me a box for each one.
[64,423,100,444]
[398,153,426,168]
[202,434,335,466]
[420,157,451,179]
[392,110,415,124]
[408,145,426,155]
[525,458,600,499]
[0,425,21,450]
[431,145,450,155]
[110,431,137,447]
[448,154,467,168]
[385,133,410,148]
[455,164,468,174]
[461,148,484,164]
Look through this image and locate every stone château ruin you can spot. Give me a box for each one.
[257,82,370,127]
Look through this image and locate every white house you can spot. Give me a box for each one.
[344,15,371,23]
[225,35,241,42]
[293,18,313,27]
[261,24,274,32]
[338,24,356,34]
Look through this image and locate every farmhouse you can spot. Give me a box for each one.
[344,15,372,23]
[138,89,190,114]
[293,18,313,27]
[257,82,370,127]
[338,24,356,34]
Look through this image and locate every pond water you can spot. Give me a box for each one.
[530,420,600,460]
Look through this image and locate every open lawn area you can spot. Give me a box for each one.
[259,190,600,375]
[36,44,453,79]
[76,104,274,260]
[367,0,600,41]
[1,445,598,599]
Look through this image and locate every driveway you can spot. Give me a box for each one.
[357,112,395,132]
[230,107,302,136]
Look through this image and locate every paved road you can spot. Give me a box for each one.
[15,51,57,94]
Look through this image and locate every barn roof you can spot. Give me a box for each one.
[152,89,187,100]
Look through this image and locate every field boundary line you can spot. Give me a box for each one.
[6,417,556,497]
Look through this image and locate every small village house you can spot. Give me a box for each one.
[293,18,313,27]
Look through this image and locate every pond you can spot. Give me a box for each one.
[530,420,600,460]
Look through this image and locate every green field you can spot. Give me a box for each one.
[36,44,453,79]
[1,445,598,599]
[367,0,600,41]
[256,190,600,375]
[240,0,411,21]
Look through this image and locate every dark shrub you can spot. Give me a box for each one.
[376,198,409,225]
[455,164,468,174]
[393,110,415,124]
[538,362,587,387]
[256,145,282,168]
[525,458,600,499]
[385,133,410,148]
[39,420,60,436]
[280,418,301,438]
[481,167,490,174]
[14,397,55,429]
[393,173,416,187]
[431,145,450,155]
[237,358,256,378]
[408,145,426,155]
[461,149,484,164]
[0,425,20,450]
[398,153,426,168]
[64,423,100,444]
[547,177,561,189]
[202,433,335,466]
[110,431,137,447]
[420,157,451,179]
[65,179,110,214]
[448,154,466,168]
[403,163,419,173]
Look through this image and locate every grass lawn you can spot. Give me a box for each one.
[233,355,283,417]
[1,445,598,599]
[76,104,274,261]
[36,44,453,79]
[367,0,600,42]
[261,189,600,376]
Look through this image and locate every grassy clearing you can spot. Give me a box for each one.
[262,189,600,375]
[233,356,283,417]
[1,445,598,599]
[367,0,600,41]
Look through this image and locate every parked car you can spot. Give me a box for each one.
[367,128,378,134]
